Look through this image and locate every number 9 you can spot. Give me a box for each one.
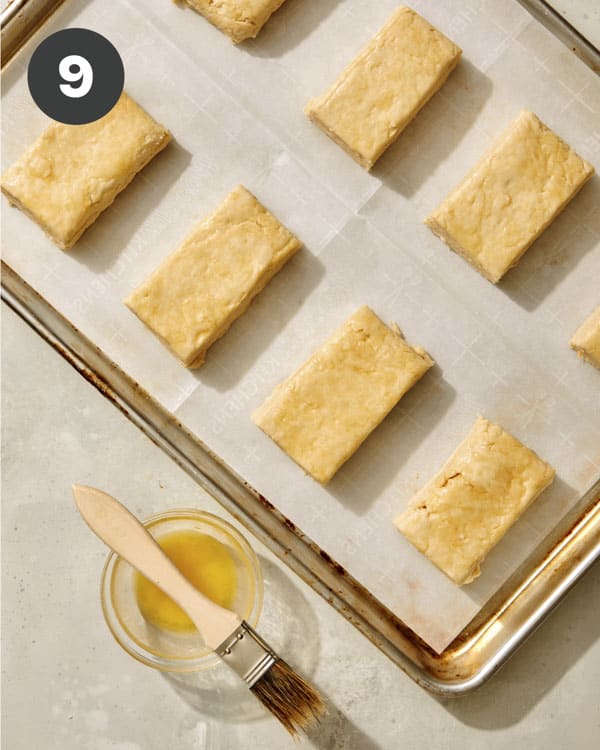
[59,54,93,98]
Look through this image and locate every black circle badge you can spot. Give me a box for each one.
[28,28,124,125]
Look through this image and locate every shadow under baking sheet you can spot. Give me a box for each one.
[197,249,325,392]
[70,140,191,274]
[375,60,493,198]
[438,559,599,727]
[243,0,342,58]
[327,366,456,516]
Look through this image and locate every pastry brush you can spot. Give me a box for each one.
[72,484,324,737]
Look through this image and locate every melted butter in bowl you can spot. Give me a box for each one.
[101,509,263,673]
[134,530,237,632]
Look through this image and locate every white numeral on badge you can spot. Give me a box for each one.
[58,55,93,98]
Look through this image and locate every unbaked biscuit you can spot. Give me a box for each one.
[570,306,600,369]
[305,6,461,170]
[1,93,171,250]
[184,0,287,43]
[125,185,301,368]
[426,111,594,283]
[252,306,434,483]
[394,416,555,585]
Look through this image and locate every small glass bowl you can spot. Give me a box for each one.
[100,509,263,673]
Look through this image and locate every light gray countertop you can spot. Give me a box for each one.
[551,0,600,48]
[2,1,600,748]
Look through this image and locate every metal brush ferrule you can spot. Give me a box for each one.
[216,621,277,687]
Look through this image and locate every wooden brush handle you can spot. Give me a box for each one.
[72,484,241,650]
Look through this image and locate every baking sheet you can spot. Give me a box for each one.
[2,0,599,652]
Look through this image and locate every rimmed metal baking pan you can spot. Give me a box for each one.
[2,0,599,694]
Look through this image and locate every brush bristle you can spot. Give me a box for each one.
[251,659,325,737]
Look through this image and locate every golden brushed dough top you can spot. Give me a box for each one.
[125,185,301,368]
[1,92,171,249]
[395,416,555,585]
[253,306,433,483]
[185,0,287,43]
[426,111,594,283]
[305,6,461,169]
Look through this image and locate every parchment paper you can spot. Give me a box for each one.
[2,0,599,652]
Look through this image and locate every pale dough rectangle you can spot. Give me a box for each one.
[1,93,171,250]
[426,110,594,283]
[394,416,555,585]
[305,6,461,170]
[184,0,287,43]
[252,306,434,483]
[125,185,301,368]
[570,305,600,369]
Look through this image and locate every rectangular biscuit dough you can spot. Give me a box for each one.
[305,6,461,170]
[426,111,594,283]
[394,416,555,585]
[252,306,434,484]
[570,306,600,369]
[125,185,301,368]
[1,93,171,250]
[185,0,287,43]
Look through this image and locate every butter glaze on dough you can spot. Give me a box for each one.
[395,416,555,585]
[125,185,301,368]
[184,0,288,43]
[1,93,171,250]
[252,306,434,484]
[426,111,594,283]
[305,6,461,170]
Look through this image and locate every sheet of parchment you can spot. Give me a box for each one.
[2,0,599,652]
